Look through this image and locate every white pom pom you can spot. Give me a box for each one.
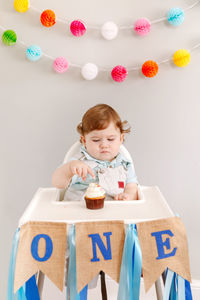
[101,21,118,40]
[81,63,98,80]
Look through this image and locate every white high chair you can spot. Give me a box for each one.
[18,142,174,300]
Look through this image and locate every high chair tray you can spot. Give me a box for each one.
[19,186,174,226]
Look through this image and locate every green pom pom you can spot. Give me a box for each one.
[2,30,17,46]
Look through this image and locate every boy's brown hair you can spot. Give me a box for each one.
[77,104,131,136]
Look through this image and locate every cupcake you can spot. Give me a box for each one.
[84,183,105,209]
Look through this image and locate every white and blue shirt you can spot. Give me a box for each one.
[69,146,138,191]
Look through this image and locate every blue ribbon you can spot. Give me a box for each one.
[7,228,26,300]
[169,272,176,300]
[164,269,190,300]
[25,275,40,300]
[117,224,142,300]
[79,285,88,300]
[67,225,88,300]
[185,280,193,300]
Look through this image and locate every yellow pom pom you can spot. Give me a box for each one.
[173,49,191,67]
[14,0,29,13]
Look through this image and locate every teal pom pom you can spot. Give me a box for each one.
[26,45,42,61]
[167,8,184,26]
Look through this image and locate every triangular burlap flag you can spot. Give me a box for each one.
[137,216,191,292]
[75,221,125,293]
[14,221,67,292]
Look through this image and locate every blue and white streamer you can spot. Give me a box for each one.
[164,268,192,300]
[67,225,88,300]
[7,228,26,300]
[7,228,41,300]
[117,224,142,300]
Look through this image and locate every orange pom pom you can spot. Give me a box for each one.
[142,60,158,78]
[40,10,56,27]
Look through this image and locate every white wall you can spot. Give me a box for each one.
[1,0,200,298]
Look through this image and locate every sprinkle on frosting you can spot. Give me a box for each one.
[85,183,105,198]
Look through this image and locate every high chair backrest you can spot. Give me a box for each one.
[62,141,133,164]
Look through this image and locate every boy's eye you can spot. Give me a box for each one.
[108,138,115,141]
[92,139,100,142]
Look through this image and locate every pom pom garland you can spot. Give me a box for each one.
[13,0,199,38]
[2,30,17,46]
[53,57,69,73]
[70,20,86,37]
[26,45,42,61]
[81,63,98,80]
[1,22,198,80]
[134,18,151,36]
[14,0,29,13]
[40,10,56,27]
[173,49,191,67]
[142,60,158,77]
[167,8,184,26]
[101,22,118,40]
[111,65,127,82]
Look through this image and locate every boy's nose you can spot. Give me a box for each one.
[100,140,108,148]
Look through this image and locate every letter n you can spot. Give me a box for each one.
[88,232,112,262]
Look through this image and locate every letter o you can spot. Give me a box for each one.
[31,234,53,262]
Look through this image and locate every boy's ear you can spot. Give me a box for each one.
[80,136,86,145]
[120,133,124,144]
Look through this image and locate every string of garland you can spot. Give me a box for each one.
[1,24,200,82]
[13,0,200,40]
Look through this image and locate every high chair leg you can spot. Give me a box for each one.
[155,277,163,300]
[100,271,107,300]
[37,271,45,299]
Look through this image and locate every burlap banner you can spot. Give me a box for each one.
[137,216,191,292]
[75,221,125,293]
[14,221,66,293]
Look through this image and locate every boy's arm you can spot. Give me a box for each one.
[52,160,95,189]
[114,182,138,200]
[52,163,73,189]
[124,182,138,200]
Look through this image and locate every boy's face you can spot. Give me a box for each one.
[81,122,124,161]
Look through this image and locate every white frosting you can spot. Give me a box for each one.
[85,183,105,198]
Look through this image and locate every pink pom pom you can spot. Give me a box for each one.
[111,65,127,82]
[70,20,86,37]
[53,57,69,73]
[134,18,151,36]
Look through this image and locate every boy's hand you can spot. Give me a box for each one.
[114,183,138,200]
[114,193,132,201]
[68,160,95,181]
